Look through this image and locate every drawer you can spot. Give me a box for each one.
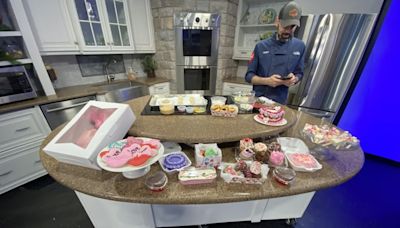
[0,147,46,194]
[0,107,50,152]
[223,83,253,95]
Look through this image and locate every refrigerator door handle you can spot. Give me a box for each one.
[301,14,334,102]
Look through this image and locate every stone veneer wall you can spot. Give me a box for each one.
[150,0,239,94]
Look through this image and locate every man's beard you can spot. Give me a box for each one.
[278,32,292,41]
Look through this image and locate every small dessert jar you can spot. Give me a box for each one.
[177,105,186,113]
[160,100,174,115]
[273,167,296,185]
[145,171,168,192]
[185,106,194,114]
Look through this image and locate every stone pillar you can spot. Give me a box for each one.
[150,0,239,94]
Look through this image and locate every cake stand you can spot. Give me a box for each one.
[97,137,164,179]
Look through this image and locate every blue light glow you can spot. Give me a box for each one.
[338,0,400,162]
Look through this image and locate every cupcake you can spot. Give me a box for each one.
[239,148,254,160]
[240,138,254,151]
[269,151,285,167]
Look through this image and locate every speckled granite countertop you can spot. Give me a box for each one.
[127,96,297,143]
[39,96,364,204]
[0,77,170,114]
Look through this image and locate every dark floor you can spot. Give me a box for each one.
[1,155,399,228]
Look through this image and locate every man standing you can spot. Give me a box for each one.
[245,1,305,104]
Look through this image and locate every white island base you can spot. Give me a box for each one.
[75,191,315,228]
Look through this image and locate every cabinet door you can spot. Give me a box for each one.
[127,0,155,53]
[70,0,111,51]
[23,0,79,54]
[102,0,134,50]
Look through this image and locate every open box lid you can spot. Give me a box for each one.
[44,101,135,160]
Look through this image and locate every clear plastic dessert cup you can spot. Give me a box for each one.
[211,96,227,105]
[273,167,296,186]
[145,171,168,192]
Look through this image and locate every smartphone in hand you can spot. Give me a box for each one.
[280,75,293,80]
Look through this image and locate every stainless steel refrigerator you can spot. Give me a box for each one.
[287,14,378,122]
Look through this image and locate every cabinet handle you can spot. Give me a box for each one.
[34,160,42,164]
[74,41,79,45]
[241,51,247,54]
[0,170,12,177]
[45,101,89,113]
[15,127,30,132]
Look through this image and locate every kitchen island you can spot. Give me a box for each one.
[39,96,364,227]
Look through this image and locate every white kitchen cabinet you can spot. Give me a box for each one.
[148,82,170,95]
[233,0,288,60]
[0,106,51,194]
[23,0,80,55]
[69,0,134,52]
[127,0,155,53]
[222,82,253,95]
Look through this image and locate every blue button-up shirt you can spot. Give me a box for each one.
[245,34,305,104]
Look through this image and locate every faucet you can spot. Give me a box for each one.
[104,58,117,84]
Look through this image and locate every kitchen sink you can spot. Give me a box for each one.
[102,85,149,103]
[92,81,136,91]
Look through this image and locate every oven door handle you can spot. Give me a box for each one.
[184,66,210,69]
[45,101,90,113]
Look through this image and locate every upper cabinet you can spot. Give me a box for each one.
[126,0,155,52]
[233,0,288,60]
[69,0,134,52]
[23,0,155,55]
[23,0,79,54]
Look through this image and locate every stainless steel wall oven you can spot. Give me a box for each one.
[174,12,220,94]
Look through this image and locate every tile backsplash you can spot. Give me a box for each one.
[42,54,147,89]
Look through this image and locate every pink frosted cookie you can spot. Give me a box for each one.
[269,151,285,166]
[142,139,161,149]
[126,136,144,146]
[102,144,141,168]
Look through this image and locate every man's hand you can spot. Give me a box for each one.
[281,73,298,87]
[266,74,284,87]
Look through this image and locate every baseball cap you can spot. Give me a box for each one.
[279,1,302,27]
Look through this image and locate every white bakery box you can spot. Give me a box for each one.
[43,101,135,170]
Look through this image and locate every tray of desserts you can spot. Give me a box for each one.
[301,123,359,150]
[141,95,259,116]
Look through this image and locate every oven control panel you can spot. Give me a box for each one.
[174,12,220,28]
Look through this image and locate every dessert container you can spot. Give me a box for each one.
[195,143,222,168]
[285,153,322,172]
[145,171,168,192]
[177,105,186,113]
[220,161,270,185]
[232,91,255,113]
[178,167,217,185]
[159,99,174,115]
[210,104,238,117]
[185,106,194,114]
[159,151,192,174]
[211,96,227,105]
[273,167,296,185]
[44,101,135,170]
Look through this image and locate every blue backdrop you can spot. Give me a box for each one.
[338,0,399,162]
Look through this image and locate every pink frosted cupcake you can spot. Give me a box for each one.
[269,151,285,167]
[240,138,254,151]
[239,148,255,160]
